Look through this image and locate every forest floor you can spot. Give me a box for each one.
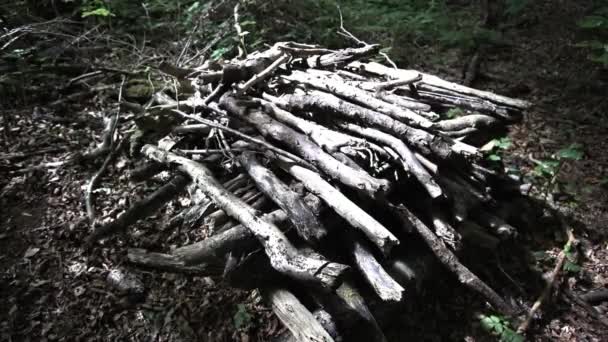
[1,1,607,341]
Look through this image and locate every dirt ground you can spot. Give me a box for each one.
[1,2,607,341]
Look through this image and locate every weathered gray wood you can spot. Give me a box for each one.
[274,89,478,162]
[127,248,219,275]
[347,233,405,302]
[348,61,531,110]
[239,151,328,244]
[283,69,433,128]
[337,122,442,199]
[279,161,399,256]
[261,287,335,342]
[396,204,514,314]
[273,309,342,342]
[142,145,348,289]
[173,194,324,265]
[220,95,390,198]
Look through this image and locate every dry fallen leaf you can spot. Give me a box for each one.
[24,247,40,258]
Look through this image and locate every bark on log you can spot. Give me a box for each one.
[127,248,219,275]
[337,122,442,199]
[348,61,531,110]
[261,287,335,342]
[346,233,405,302]
[142,145,348,289]
[283,70,433,128]
[239,151,328,244]
[220,95,390,198]
[279,161,399,256]
[273,89,478,162]
[273,309,342,342]
[431,114,499,131]
[396,204,515,314]
[173,194,324,265]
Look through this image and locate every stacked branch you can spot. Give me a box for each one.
[87,41,531,341]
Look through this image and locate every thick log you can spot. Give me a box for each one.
[274,89,478,162]
[86,174,190,244]
[431,114,499,131]
[346,233,405,302]
[261,287,335,342]
[259,96,387,157]
[142,145,348,289]
[348,61,531,110]
[321,281,388,342]
[283,69,433,128]
[416,88,517,121]
[239,151,328,244]
[396,204,515,314]
[220,95,390,198]
[127,248,219,275]
[173,194,324,264]
[273,309,342,342]
[337,122,442,199]
[279,161,399,256]
[375,90,434,113]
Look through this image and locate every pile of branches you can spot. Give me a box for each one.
[86,41,531,341]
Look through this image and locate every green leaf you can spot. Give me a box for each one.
[589,51,608,66]
[186,1,200,13]
[533,160,560,177]
[233,304,252,329]
[480,314,506,334]
[563,260,582,273]
[501,329,525,342]
[495,137,512,150]
[82,7,113,18]
[578,16,608,29]
[556,144,583,160]
[211,47,230,60]
[488,154,502,161]
[445,107,464,118]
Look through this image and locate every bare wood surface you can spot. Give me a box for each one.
[261,287,335,342]
[142,145,348,289]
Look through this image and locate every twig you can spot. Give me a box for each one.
[336,5,397,69]
[236,54,289,95]
[374,75,422,91]
[172,109,314,169]
[517,229,576,334]
[85,76,126,224]
[233,2,247,59]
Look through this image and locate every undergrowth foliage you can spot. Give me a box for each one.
[576,5,608,67]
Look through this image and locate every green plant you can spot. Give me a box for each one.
[530,143,584,198]
[80,0,113,18]
[563,238,582,273]
[233,304,253,330]
[482,137,512,162]
[575,7,608,67]
[445,107,465,119]
[479,314,524,342]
